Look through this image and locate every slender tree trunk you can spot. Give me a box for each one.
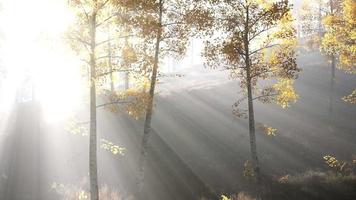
[108,30,115,93]
[244,5,260,180]
[89,12,99,200]
[329,55,336,119]
[318,0,323,37]
[125,71,129,90]
[246,61,260,180]
[331,55,336,80]
[137,0,163,194]
[328,4,336,122]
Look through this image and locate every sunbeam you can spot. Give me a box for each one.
[0,0,83,122]
[0,0,355,200]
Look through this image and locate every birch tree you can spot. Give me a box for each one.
[299,0,342,116]
[298,0,341,48]
[67,1,143,199]
[203,0,300,180]
[322,0,356,104]
[298,0,341,79]
[113,0,212,194]
[68,1,114,199]
[298,0,324,48]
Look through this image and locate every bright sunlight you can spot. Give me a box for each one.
[0,0,82,122]
[0,1,355,200]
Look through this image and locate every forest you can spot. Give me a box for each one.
[0,0,355,200]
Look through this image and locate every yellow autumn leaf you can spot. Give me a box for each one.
[221,194,231,200]
[78,190,88,200]
[273,79,298,108]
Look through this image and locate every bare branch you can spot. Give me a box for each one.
[96,13,118,28]
[166,9,184,16]
[251,68,278,78]
[96,34,136,46]
[225,65,246,70]
[252,93,278,101]
[249,44,279,56]
[236,48,246,58]
[96,100,130,108]
[78,2,90,22]
[66,36,91,46]
[96,68,130,77]
[96,55,121,60]
[249,24,277,42]
[98,0,110,10]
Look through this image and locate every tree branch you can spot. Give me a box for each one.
[249,43,279,56]
[96,68,130,77]
[251,68,278,78]
[78,2,90,22]
[249,24,277,42]
[252,93,278,101]
[96,34,136,46]
[66,36,91,46]
[96,100,130,108]
[100,0,110,9]
[96,55,121,60]
[96,13,118,28]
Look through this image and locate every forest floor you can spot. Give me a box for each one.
[0,51,355,200]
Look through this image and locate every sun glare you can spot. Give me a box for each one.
[0,0,84,122]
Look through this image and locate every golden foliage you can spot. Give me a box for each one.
[103,86,151,119]
[79,190,89,200]
[101,139,125,155]
[116,0,212,58]
[266,127,277,136]
[65,118,126,156]
[203,0,300,121]
[221,192,256,200]
[124,89,151,119]
[324,155,344,168]
[273,79,298,108]
[298,0,324,48]
[52,179,122,200]
[65,118,88,136]
[221,195,231,200]
[121,40,138,65]
[323,155,354,175]
[258,123,277,136]
[321,0,356,74]
[321,0,356,104]
[342,89,356,104]
[67,0,148,97]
